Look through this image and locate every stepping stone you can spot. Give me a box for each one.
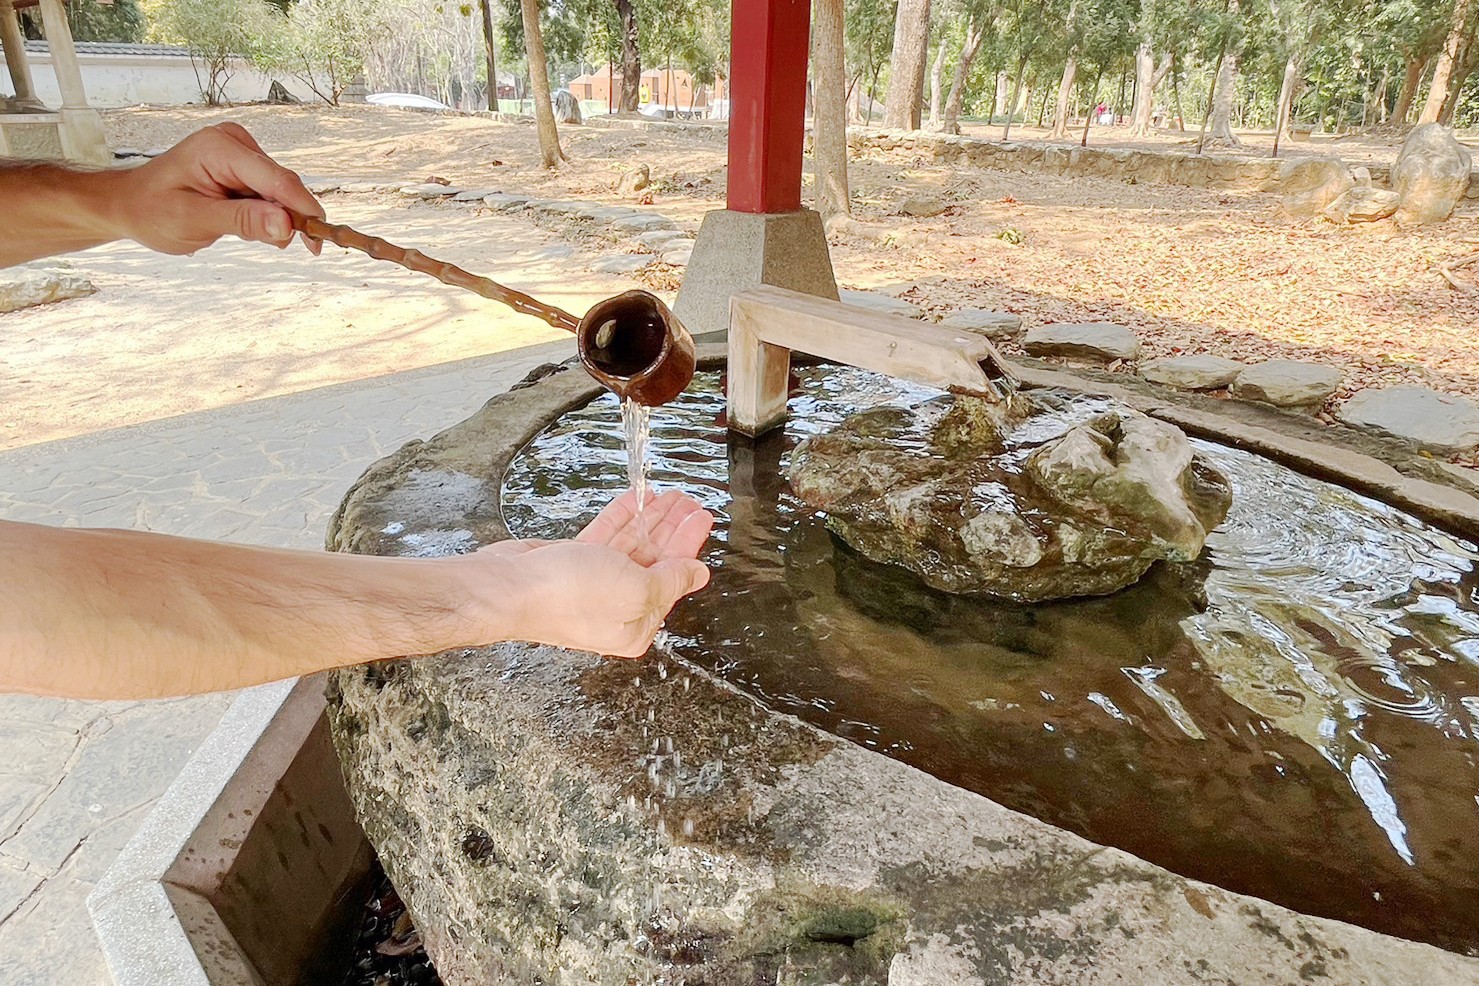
[590,254,651,274]
[538,200,601,216]
[337,181,382,194]
[143,147,169,158]
[1140,355,1246,391]
[482,193,530,210]
[838,289,923,319]
[453,188,501,202]
[399,183,460,198]
[1337,385,1479,452]
[526,243,575,261]
[304,179,340,195]
[635,229,688,251]
[576,204,638,221]
[939,309,1023,340]
[899,194,948,217]
[0,266,96,314]
[113,147,145,159]
[1024,322,1141,362]
[1231,360,1342,409]
[611,213,678,233]
[658,241,694,266]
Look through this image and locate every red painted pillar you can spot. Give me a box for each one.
[726,0,811,214]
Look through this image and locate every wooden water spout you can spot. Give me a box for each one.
[727,286,1019,437]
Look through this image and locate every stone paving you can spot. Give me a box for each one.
[0,338,573,984]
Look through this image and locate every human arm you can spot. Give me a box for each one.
[0,122,323,268]
[0,489,713,700]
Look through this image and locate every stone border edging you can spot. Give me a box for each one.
[88,676,370,986]
[847,125,1479,198]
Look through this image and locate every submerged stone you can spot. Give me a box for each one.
[788,392,1231,601]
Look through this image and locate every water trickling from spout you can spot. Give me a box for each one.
[622,397,652,540]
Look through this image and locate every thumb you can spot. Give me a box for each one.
[649,558,711,609]
[214,198,295,248]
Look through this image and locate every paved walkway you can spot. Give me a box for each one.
[0,338,573,983]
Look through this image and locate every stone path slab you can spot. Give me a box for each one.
[0,340,572,984]
[1024,321,1142,362]
[1339,386,1479,452]
[1141,354,1246,391]
[1232,359,1342,409]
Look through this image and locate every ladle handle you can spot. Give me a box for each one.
[289,211,581,333]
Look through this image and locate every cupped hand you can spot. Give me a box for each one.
[112,123,324,255]
[477,489,715,658]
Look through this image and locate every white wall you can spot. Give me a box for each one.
[10,48,319,109]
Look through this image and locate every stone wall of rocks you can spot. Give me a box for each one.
[845,127,1479,199]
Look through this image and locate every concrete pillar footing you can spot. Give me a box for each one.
[673,208,839,341]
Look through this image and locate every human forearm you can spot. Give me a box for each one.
[1,123,322,269]
[0,520,505,699]
[0,162,129,267]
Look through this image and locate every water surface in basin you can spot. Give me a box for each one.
[501,367,1479,954]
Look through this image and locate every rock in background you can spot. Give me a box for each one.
[0,265,95,314]
[788,392,1231,601]
[1392,124,1473,226]
[1280,158,1354,219]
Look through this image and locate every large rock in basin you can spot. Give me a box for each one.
[0,266,95,314]
[788,392,1231,601]
[1024,322,1141,362]
[1339,385,1479,453]
[1231,360,1341,409]
[1392,123,1473,226]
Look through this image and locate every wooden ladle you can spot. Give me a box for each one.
[289,212,696,407]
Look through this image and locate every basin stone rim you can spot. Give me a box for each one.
[323,346,1479,984]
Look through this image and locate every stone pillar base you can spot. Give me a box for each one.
[58,106,109,166]
[673,208,838,341]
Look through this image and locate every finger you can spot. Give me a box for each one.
[201,133,324,220]
[650,558,712,608]
[641,495,701,553]
[576,489,638,546]
[209,197,296,247]
[214,121,267,156]
[658,508,715,562]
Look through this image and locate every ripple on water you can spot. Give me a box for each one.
[500,367,1479,955]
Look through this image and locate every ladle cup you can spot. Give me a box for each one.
[288,211,696,407]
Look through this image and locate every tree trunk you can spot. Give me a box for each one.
[941,20,983,133]
[1035,85,1050,126]
[1393,55,1427,124]
[994,70,1008,118]
[1081,67,1103,146]
[1050,56,1077,137]
[812,0,850,220]
[1439,23,1479,124]
[1128,45,1172,136]
[1208,50,1241,144]
[1002,55,1027,140]
[883,0,932,129]
[927,39,946,128]
[1273,53,1301,143]
[1420,0,1474,124]
[1196,49,1224,154]
[520,0,562,167]
[479,0,498,112]
[613,0,641,113]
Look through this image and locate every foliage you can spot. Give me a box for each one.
[254,0,387,105]
[151,0,277,104]
[19,0,145,43]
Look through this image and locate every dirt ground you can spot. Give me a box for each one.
[7,103,1477,453]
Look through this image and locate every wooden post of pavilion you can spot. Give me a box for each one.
[672,0,839,340]
[0,0,108,164]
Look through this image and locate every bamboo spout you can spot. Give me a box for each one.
[727,286,1020,437]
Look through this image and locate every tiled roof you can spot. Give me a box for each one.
[23,40,192,57]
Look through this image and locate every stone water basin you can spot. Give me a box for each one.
[503,365,1479,956]
[326,356,1479,984]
